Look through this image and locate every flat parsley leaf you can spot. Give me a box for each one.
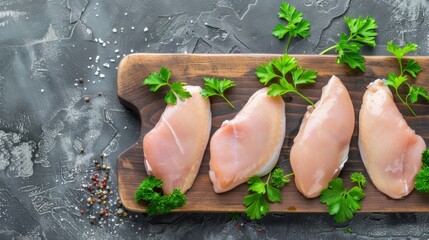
[247,176,266,194]
[243,193,269,220]
[143,67,191,105]
[320,16,378,71]
[344,16,377,47]
[409,86,429,104]
[273,1,310,52]
[404,59,423,78]
[200,77,236,108]
[255,54,317,107]
[385,41,428,116]
[320,173,366,223]
[387,41,417,61]
[243,168,292,220]
[135,176,187,215]
[256,63,278,85]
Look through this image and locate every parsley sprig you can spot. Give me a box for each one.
[385,41,428,116]
[200,77,236,108]
[135,176,187,215]
[320,172,366,223]
[143,67,192,105]
[272,1,310,53]
[414,149,429,193]
[243,168,293,220]
[256,54,317,107]
[320,16,378,71]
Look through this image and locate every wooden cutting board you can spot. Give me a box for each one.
[117,54,429,213]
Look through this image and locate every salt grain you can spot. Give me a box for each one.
[103,63,110,68]
[100,74,105,78]
[143,27,148,32]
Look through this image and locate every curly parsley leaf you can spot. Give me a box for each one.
[200,77,236,108]
[143,67,191,105]
[135,176,187,215]
[273,1,310,52]
[243,168,293,220]
[271,168,293,188]
[320,16,378,71]
[255,54,317,107]
[385,41,428,116]
[423,149,429,167]
[415,149,429,193]
[320,173,366,223]
[135,176,162,202]
[350,172,366,189]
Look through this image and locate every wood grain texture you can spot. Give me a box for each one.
[117,54,429,213]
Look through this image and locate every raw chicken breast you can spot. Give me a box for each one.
[290,75,355,198]
[209,88,285,193]
[359,79,426,199]
[143,85,211,194]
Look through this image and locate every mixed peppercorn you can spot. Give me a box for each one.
[79,153,128,224]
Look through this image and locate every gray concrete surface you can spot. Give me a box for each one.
[0,0,428,239]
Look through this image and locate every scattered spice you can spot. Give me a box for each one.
[89,215,96,224]
[84,96,91,102]
[79,77,84,83]
[81,153,129,224]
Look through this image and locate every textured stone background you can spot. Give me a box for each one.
[0,0,428,239]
